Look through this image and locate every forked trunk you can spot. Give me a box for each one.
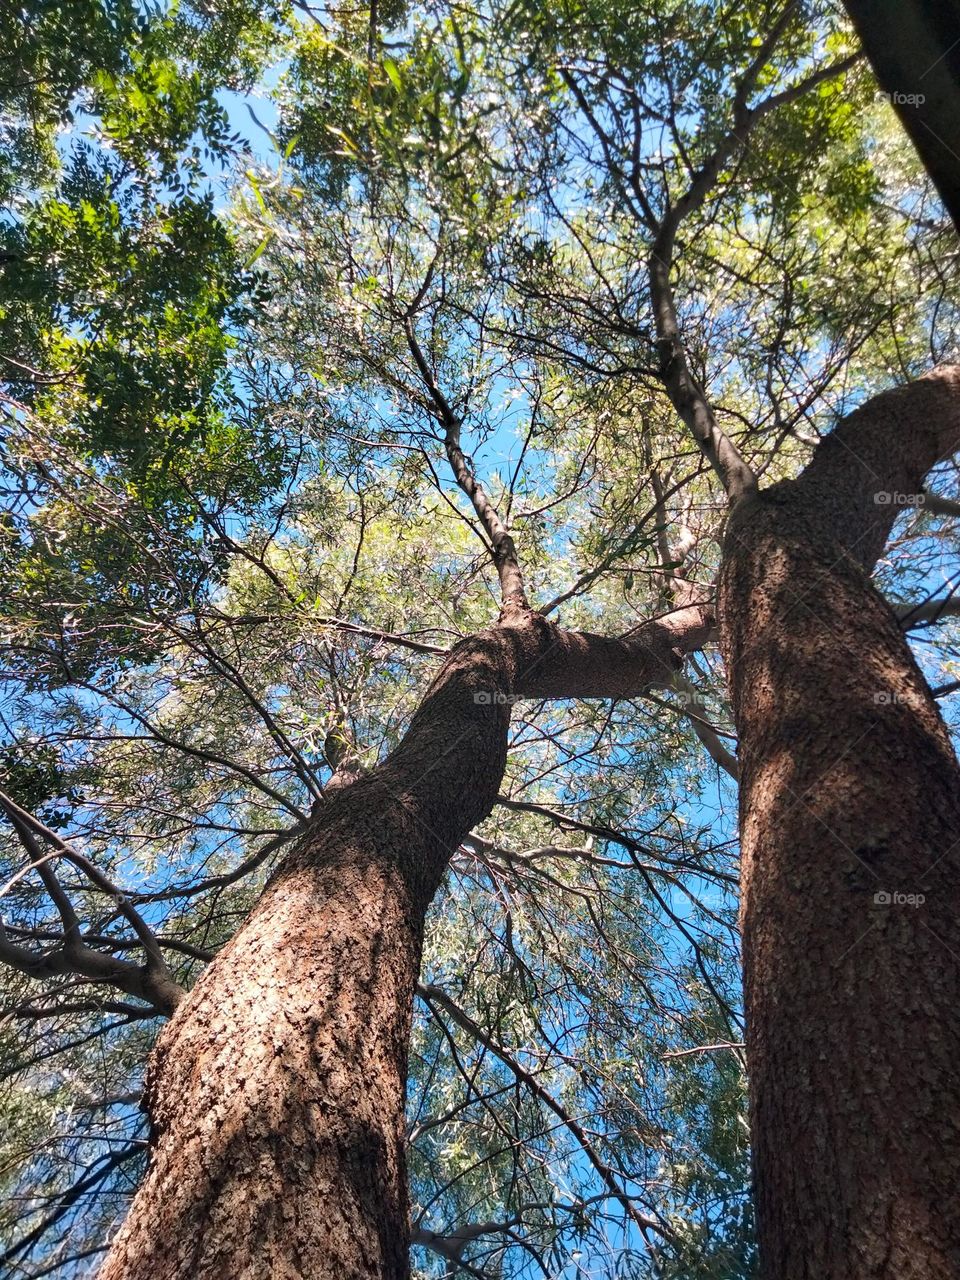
[99,630,516,1280]
[100,609,711,1279]
[720,368,960,1278]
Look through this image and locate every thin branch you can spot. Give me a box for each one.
[418,983,674,1251]
[662,1041,746,1060]
[403,312,529,616]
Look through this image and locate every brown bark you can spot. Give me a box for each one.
[719,366,960,1278]
[99,605,711,1280]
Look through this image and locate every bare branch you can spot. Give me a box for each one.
[418,983,674,1249]
[0,789,185,1014]
[403,312,529,617]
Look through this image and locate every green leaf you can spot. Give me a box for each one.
[383,57,404,93]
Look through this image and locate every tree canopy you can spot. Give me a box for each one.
[1,2,958,1276]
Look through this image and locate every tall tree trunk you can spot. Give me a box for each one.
[719,366,960,1278]
[99,606,711,1280]
[100,838,427,1280]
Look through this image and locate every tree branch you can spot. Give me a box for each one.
[418,983,673,1247]
[403,312,529,617]
[0,789,185,1014]
[648,34,860,502]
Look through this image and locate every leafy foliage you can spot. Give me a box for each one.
[1,1,959,1277]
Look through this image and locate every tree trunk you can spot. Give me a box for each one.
[99,841,426,1280]
[99,606,711,1280]
[720,366,960,1278]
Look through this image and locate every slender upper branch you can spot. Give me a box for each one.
[403,312,529,617]
[645,33,861,502]
[648,250,758,503]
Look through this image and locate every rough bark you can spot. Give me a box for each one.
[98,605,711,1280]
[719,366,960,1279]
